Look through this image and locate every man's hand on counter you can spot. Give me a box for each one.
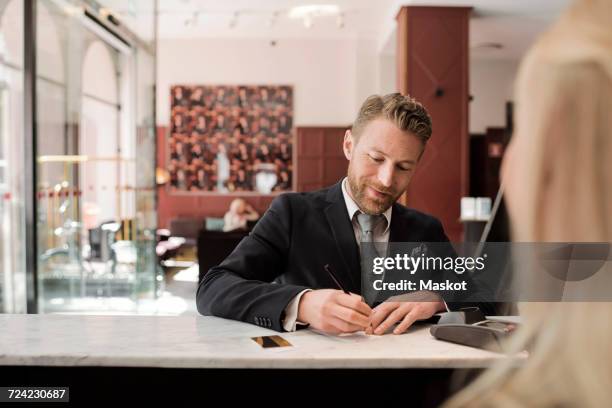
[366,291,446,335]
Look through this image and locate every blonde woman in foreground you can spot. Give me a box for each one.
[445,0,612,407]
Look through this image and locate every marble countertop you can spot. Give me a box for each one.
[0,314,524,369]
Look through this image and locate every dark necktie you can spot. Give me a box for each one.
[357,213,385,306]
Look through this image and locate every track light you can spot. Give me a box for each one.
[336,13,344,28]
[184,11,198,27]
[267,11,278,28]
[229,11,239,29]
[303,15,313,29]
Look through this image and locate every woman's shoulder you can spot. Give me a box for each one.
[523,16,612,74]
[517,21,612,99]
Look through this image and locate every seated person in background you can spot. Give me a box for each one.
[223,198,259,232]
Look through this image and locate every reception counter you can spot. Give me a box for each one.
[0,314,523,369]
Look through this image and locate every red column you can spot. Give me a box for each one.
[396,6,471,241]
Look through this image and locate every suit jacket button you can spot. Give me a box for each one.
[254,317,260,325]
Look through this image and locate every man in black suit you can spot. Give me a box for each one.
[197,93,488,334]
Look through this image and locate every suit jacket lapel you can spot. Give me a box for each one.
[389,204,423,242]
[388,203,423,259]
[324,182,360,293]
[389,203,407,243]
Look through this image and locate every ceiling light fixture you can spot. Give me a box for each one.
[472,42,504,50]
[184,11,199,27]
[303,15,313,29]
[336,12,344,29]
[267,11,279,28]
[288,4,340,19]
[228,11,239,29]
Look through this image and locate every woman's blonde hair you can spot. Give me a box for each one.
[445,1,612,407]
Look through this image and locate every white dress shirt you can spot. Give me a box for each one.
[282,178,392,331]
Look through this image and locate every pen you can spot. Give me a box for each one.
[324,263,373,332]
[324,264,350,295]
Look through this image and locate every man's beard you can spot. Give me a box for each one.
[347,169,400,215]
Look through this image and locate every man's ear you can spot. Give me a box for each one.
[343,129,354,160]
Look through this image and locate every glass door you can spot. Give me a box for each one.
[0,0,27,314]
[35,0,157,313]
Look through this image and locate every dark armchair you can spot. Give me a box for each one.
[197,229,249,283]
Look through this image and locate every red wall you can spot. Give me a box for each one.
[296,127,348,192]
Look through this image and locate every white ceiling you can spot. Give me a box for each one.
[104,0,574,60]
[157,0,397,39]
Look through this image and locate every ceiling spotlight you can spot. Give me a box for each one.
[303,15,313,29]
[229,11,239,29]
[267,11,278,28]
[336,13,344,29]
[184,11,199,27]
[472,42,504,50]
[289,5,340,19]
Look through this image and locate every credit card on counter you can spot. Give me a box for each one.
[251,335,293,349]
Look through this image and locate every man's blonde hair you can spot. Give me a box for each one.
[352,93,432,145]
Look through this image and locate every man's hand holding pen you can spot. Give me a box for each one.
[296,264,372,334]
[297,264,446,335]
[297,289,372,334]
[296,289,444,335]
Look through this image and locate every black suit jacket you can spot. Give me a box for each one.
[197,181,494,331]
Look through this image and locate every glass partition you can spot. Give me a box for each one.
[0,0,27,313]
[35,0,158,313]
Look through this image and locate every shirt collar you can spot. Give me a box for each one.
[341,177,392,234]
